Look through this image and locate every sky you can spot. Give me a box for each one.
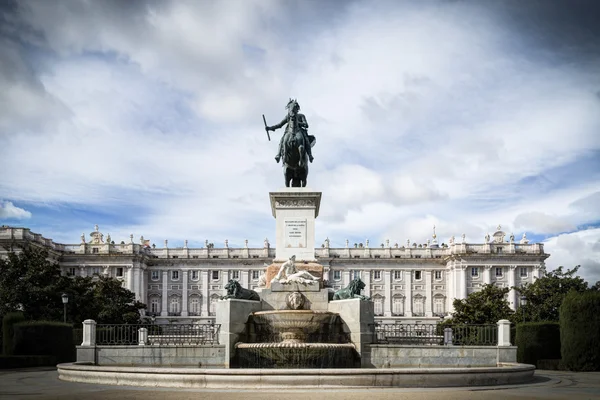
[1,0,599,284]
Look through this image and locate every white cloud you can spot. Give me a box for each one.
[514,211,577,234]
[0,201,32,220]
[544,228,600,285]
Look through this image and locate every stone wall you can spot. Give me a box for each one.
[89,345,225,367]
[371,345,517,368]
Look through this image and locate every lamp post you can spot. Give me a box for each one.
[61,293,69,323]
[520,295,527,323]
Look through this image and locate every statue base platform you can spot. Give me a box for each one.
[265,262,324,289]
[270,282,320,292]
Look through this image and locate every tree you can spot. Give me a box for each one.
[513,266,589,323]
[448,284,514,324]
[0,246,145,324]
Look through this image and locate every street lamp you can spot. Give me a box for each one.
[61,293,69,323]
[520,295,527,322]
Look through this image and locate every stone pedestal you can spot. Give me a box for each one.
[264,262,324,289]
[269,188,322,262]
[216,299,262,367]
[328,298,375,367]
[260,288,331,311]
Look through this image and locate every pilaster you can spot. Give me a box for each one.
[161,271,168,316]
[425,270,432,317]
[404,270,412,317]
[181,270,188,316]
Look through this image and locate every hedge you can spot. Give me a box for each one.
[2,312,26,355]
[12,321,75,363]
[516,322,561,367]
[560,290,600,371]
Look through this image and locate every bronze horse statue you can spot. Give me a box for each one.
[282,130,315,188]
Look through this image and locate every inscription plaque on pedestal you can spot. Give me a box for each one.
[284,219,307,248]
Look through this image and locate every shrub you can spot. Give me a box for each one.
[560,291,600,371]
[516,322,561,366]
[12,321,75,363]
[2,312,26,355]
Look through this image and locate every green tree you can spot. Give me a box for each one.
[514,266,589,323]
[448,283,514,324]
[0,245,145,324]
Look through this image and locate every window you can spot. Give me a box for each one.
[231,270,240,280]
[192,255,199,259]
[373,270,381,280]
[434,297,445,315]
[151,271,159,281]
[497,247,503,254]
[414,271,422,280]
[169,297,180,314]
[394,270,402,280]
[171,270,179,280]
[252,270,260,280]
[209,296,219,316]
[374,297,384,316]
[353,255,360,259]
[392,297,404,315]
[172,255,178,259]
[333,271,341,280]
[92,267,100,275]
[92,247,99,254]
[414,255,422,259]
[434,270,442,280]
[189,296,200,315]
[212,255,219,259]
[116,267,124,277]
[471,267,479,277]
[232,255,239,259]
[212,271,219,280]
[150,298,160,314]
[351,270,361,279]
[495,267,503,277]
[252,255,259,259]
[67,267,76,276]
[413,296,424,316]
[520,267,528,277]
[191,271,199,280]
[374,255,381,259]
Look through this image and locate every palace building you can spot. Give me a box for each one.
[0,223,548,324]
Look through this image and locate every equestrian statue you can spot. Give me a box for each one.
[263,98,316,187]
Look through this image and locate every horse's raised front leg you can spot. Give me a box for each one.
[298,145,305,168]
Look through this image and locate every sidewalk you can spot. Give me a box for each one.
[0,368,599,399]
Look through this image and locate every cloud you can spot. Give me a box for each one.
[544,228,600,285]
[0,201,32,220]
[513,211,577,234]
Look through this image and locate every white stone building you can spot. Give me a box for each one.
[0,224,547,324]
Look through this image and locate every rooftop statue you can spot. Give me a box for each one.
[271,255,319,285]
[263,99,316,187]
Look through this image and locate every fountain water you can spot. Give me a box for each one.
[236,309,358,368]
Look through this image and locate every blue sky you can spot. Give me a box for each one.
[1,0,599,284]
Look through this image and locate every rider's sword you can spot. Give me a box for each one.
[262,114,271,141]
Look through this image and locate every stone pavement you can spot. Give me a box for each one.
[0,368,599,400]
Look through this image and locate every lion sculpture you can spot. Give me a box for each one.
[332,277,370,301]
[221,279,260,301]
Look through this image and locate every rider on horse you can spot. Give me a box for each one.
[266,99,314,164]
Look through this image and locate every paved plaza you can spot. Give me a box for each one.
[0,368,599,400]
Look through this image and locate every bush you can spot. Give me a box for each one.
[12,321,75,363]
[2,312,26,355]
[516,322,561,367]
[560,291,600,371]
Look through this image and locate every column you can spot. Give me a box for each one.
[140,267,147,306]
[533,265,542,280]
[342,270,351,288]
[460,265,467,299]
[381,270,389,315]
[483,265,492,285]
[508,265,517,310]
[363,269,371,299]
[404,270,412,317]
[161,271,168,316]
[425,270,432,317]
[79,265,87,278]
[181,270,188,317]
[133,265,141,300]
[201,270,209,316]
[127,266,134,292]
[323,267,330,282]
[448,266,455,313]
[241,270,249,288]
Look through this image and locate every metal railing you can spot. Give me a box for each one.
[371,323,497,346]
[96,323,220,346]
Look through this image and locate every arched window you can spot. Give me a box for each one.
[373,294,384,316]
[149,296,160,314]
[433,295,446,316]
[413,295,425,317]
[392,295,404,316]
[209,295,220,316]
[169,296,180,315]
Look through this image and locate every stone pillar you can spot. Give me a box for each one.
[323,266,330,282]
[460,266,468,299]
[181,270,188,317]
[81,319,97,346]
[201,270,210,316]
[448,266,455,313]
[138,327,148,346]
[327,298,375,367]
[241,270,249,288]
[483,265,492,285]
[342,270,351,288]
[363,269,371,299]
[140,267,146,306]
[425,270,433,317]
[497,319,511,346]
[508,265,517,310]
[444,327,453,346]
[404,270,412,317]
[533,265,542,280]
[216,299,262,368]
[161,271,168,316]
[79,265,87,278]
[127,266,134,291]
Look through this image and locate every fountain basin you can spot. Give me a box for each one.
[236,342,357,368]
[252,310,340,344]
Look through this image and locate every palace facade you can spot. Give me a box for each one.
[0,224,548,324]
